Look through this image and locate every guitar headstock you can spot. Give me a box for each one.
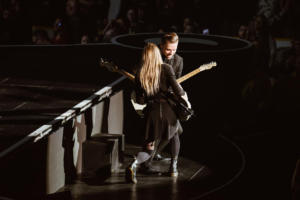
[99,58,118,72]
[199,61,217,71]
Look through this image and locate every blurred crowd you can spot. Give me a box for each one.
[237,2,300,131]
[0,0,297,45]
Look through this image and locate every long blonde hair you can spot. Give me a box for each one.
[139,43,163,96]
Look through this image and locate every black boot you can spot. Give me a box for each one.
[125,158,138,183]
[169,157,178,177]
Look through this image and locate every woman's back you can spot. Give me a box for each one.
[136,63,185,104]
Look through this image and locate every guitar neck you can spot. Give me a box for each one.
[117,69,135,81]
[118,67,205,83]
[176,67,203,84]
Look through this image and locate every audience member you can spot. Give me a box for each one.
[237,25,249,40]
[32,29,51,45]
[80,34,89,44]
[102,18,126,42]
[124,7,137,34]
[52,18,69,44]
[248,15,276,71]
[64,0,82,43]
[0,0,30,44]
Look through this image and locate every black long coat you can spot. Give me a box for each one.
[163,53,184,133]
[135,63,185,142]
[163,53,183,79]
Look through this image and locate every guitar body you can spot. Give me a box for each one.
[130,90,146,117]
[130,90,194,121]
[164,92,194,121]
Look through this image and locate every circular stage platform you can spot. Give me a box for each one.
[112,33,252,53]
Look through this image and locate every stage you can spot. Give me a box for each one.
[0,34,297,199]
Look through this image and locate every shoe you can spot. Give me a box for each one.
[139,163,161,175]
[125,159,138,184]
[153,153,171,161]
[168,158,178,177]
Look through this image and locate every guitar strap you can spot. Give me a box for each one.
[159,89,194,121]
[159,90,178,110]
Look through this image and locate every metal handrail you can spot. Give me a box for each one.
[0,76,127,159]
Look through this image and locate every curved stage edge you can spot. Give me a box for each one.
[57,134,245,200]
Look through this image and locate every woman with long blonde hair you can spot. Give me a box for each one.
[139,43,163,96]
[125,43,191,183]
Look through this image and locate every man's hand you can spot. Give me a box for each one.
[181,92,191,109]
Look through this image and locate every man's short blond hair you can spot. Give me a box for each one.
[161,32,178,45]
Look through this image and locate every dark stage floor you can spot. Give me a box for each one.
[57,144,226,200]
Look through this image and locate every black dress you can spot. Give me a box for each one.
[135,63,185,142]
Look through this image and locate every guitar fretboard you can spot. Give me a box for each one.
[118,69,135,81]
[177,64,214,83]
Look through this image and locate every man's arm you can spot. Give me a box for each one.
[175,55,183,79]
